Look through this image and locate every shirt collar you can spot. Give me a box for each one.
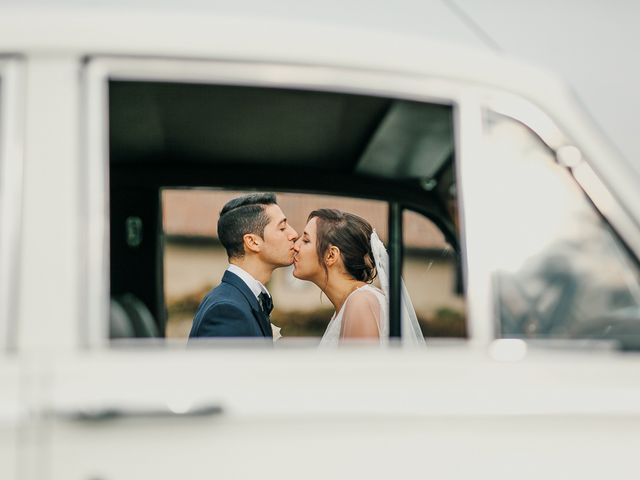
[227,264,270,299]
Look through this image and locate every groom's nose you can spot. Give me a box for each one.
[288,226,298,241]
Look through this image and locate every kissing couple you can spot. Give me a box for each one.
[189,193,424,346]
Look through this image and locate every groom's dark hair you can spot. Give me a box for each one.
[218,192,277,259]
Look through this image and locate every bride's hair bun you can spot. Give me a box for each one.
[307,209,377,283]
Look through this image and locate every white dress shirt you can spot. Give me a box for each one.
[226,264,271,301]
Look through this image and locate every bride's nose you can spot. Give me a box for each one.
[293,238,301,251]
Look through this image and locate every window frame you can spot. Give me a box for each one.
[84,57,472,348]
[0,57,24,352]
[83,56,627,349]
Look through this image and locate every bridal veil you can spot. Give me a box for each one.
[370,230,426,346]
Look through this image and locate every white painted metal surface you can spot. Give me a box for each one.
[0,362,20,480]
[44,346,640,479]
[0,58,24,350]
[18,56,82,351]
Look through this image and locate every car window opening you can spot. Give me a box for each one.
[108,81,462,345]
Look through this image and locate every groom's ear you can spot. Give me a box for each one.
[325,245,340,267]
[243,233,262,254]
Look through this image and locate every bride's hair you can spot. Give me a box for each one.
[307,209,377,283]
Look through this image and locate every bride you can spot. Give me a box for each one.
[292,208,425,346]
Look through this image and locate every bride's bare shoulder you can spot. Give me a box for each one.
[347,287,381,305]
[341,287,382,338]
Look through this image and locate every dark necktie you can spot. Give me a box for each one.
[258,292,273,317]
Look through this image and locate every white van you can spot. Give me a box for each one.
[1,5,640,480]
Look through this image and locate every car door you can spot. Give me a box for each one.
[31,57,640,480]
[34,56,465,479]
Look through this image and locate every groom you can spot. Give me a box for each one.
[189,193,298,339]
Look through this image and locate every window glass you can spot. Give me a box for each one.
[483,112,640,346]
[403,210,465,338]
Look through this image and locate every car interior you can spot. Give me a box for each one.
[108,81,460,340]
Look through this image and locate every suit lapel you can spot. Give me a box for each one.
[221,271,272,337]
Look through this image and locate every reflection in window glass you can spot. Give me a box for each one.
[484,112,640,346]
[402,211,465,338]
[162,190,388,340]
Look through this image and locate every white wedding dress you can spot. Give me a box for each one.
[319,285,388,347]
[318,230,426,347]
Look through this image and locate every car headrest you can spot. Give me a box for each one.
[110,298,136,338]
[110,293,160,338]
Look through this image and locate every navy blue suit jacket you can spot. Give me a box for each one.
[189,270,273,338]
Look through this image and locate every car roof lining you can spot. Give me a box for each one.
[109,81,390,170]
[109,80,454,176]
